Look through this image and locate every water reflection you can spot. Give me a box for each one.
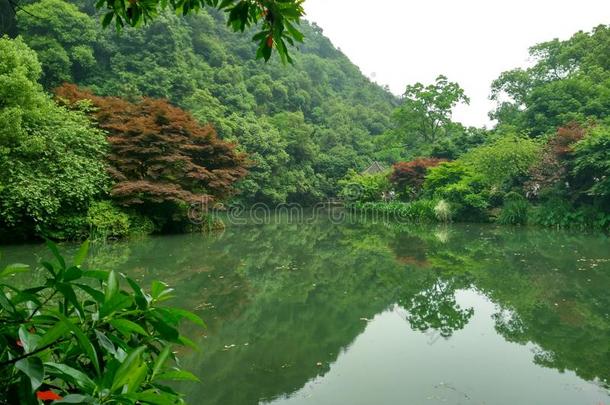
[2,215,610,404]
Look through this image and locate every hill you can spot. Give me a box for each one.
[15,0,398,204]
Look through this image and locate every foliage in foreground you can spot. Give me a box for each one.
[94,0,305,63]
[0,241,203,404]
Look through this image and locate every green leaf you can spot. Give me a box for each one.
[156,369,199,382]
[18,325,40,354]
[73,240,90,267]
[40,261,57,278]
[81,270,110,281]
[111,346,146,392]
[285,21,304,42]
[95,330,116,357]
[148,316,179,342]
[46,240,66,269]
[99,293,132,318]
[63,266,83,282]
[126,276,149,309]
[74,283,105,303]
[132,389,181,404]
[105,270,119,302]
[151,345,172,380]
[45,362,96,393]
[127,362,148,394]
[0,263,29,278]
[56,283,85,318]
[162,307,205,328]
[15,357,44,391]
[150,280,173,301]
[102,11,114,28]
[36,320,69,349]
[0,288,16,313]
[54,394,95,404]
[55,313,101,376]
[109,318,148,337]
[177,335,198,350]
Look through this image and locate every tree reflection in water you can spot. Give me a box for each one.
[4,214,608,404]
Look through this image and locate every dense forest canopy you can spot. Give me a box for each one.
[491,25,610,136]
[16,0,396,203]
[5,0,306,61]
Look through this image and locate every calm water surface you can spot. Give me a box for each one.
[3,214,610,405]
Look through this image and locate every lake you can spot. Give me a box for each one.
[3,212,610,405]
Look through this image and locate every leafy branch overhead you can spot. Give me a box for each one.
[97,0,305,62]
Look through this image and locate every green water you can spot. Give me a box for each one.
[3,214,610,404]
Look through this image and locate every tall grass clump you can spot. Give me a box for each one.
[498,192,530,225]
[434,200,452,223]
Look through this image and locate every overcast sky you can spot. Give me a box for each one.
[303,0,610,128]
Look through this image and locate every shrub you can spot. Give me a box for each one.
[498,192,530,225]
[529,198,576,228]
[529,199,610,230]
[0,38,108,242]
[463,135,541,191]
[390,158,445,201]
[43,214,89,241]
[424,162,490,221]
[87,201,131,240]
[128,214,156,237]
[339,169,391,203]
[572,125,610,203]
[0,241,203,403]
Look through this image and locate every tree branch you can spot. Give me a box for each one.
[0,338,67,368]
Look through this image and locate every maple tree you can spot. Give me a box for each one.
[390,158,446,200]
[524,123,586,199]
[56,84,247,227]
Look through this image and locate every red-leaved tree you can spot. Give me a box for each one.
[524,122,586,199]
[390,158,446,200]
[55,84,247,228]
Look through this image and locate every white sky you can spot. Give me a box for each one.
[303,0,610,128]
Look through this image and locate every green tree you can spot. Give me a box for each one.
[491,25,610,136]
[227,114,294,204]
[393,75,470,150]
[0,37,108,241]
[462,135,541,191]
[17,0,97,88]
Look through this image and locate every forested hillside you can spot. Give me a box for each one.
[2,0,609,241]
[15,0,397,204]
